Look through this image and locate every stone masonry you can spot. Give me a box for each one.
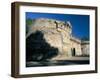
[26,18,89,60]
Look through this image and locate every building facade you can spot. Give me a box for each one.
[26,18,89,60]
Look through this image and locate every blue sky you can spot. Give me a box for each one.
[26,12,89,39]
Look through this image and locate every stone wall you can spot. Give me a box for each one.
[26,18,89,60]
[70,36,82,56]
[81,41,89,56]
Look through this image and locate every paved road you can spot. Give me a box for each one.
[26,57,89,67]
[65,56,89,60]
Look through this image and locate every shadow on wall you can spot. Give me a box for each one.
[26,31,59,62]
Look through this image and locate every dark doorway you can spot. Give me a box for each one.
[72,48,76,56]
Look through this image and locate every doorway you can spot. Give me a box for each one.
[72,48,76,56]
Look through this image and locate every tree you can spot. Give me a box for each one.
[26,18,33,26]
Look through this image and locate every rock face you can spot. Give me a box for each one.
[26,18,89,60]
